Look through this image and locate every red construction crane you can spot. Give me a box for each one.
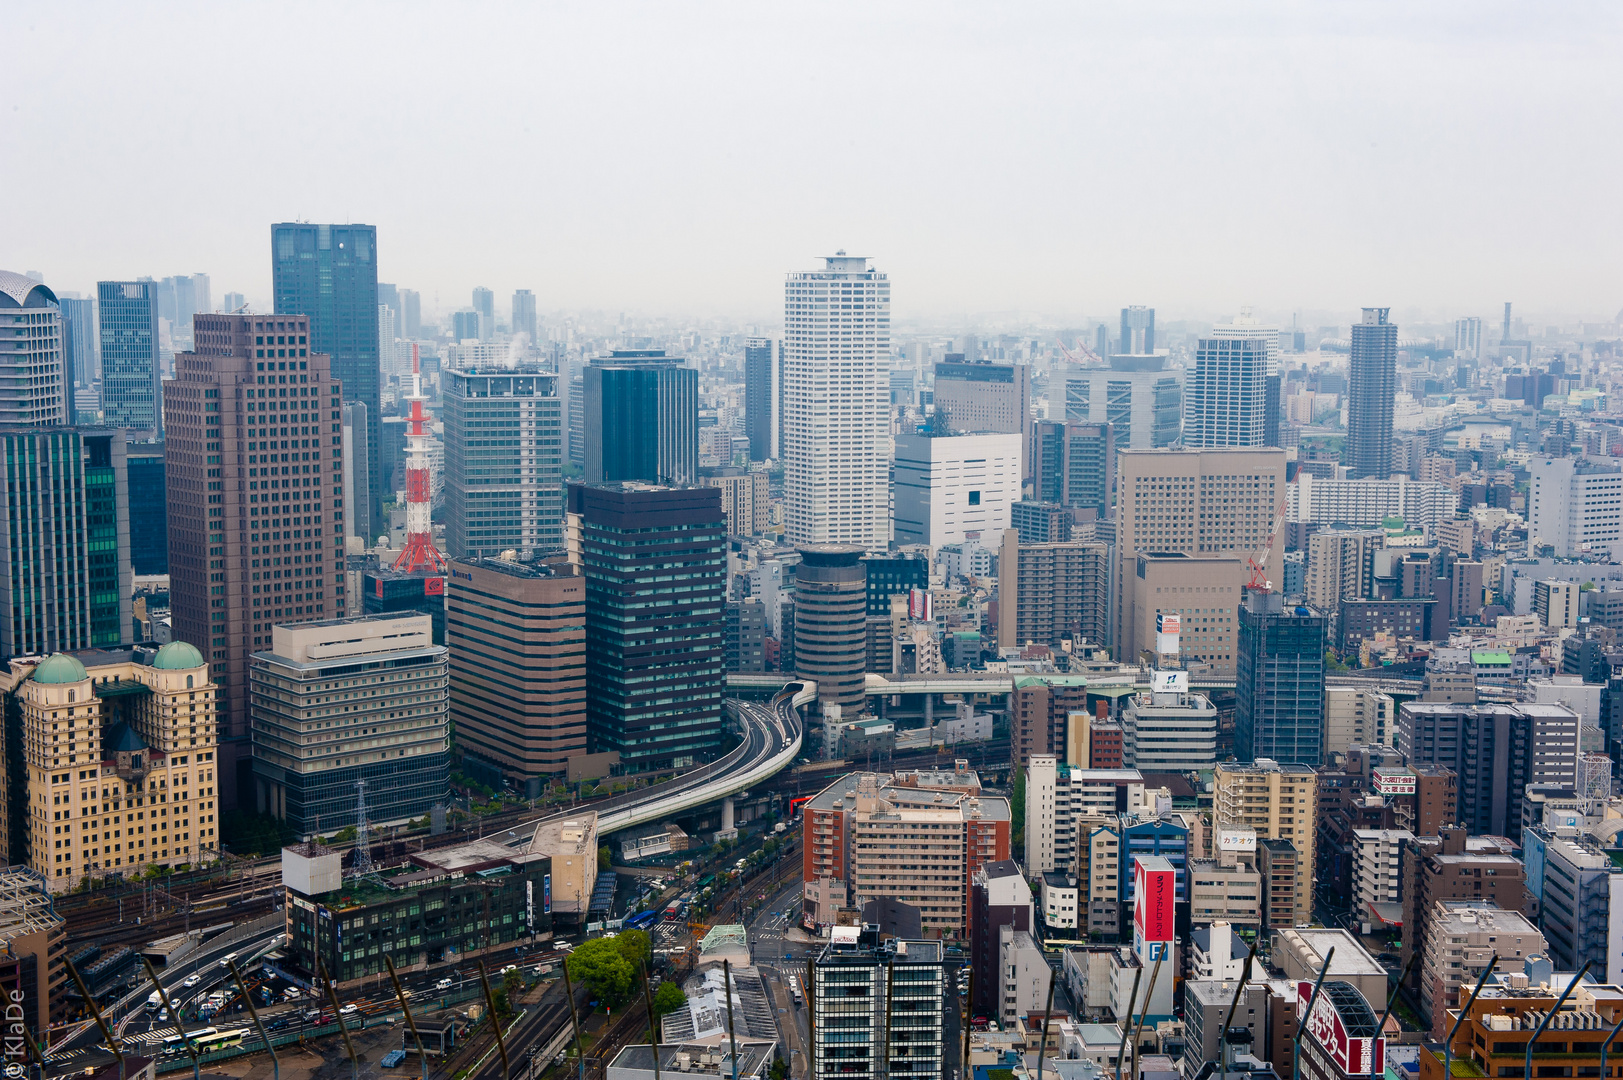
[1245,484,1294,593]
[1055,334,1106,366]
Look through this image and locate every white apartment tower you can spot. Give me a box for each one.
[783,254,890,549]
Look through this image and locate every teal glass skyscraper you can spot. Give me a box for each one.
[271,223,381,539]
[583,351,697,486]
[97,280,162,437]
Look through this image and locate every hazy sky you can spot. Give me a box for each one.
[4,2,1621,324]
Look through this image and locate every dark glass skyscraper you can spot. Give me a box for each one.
[59,295,97,422]
[0,427,131,659]
[744,337,775,461]
[583,351,697,486]
[97,280,162,437]
[126,443,167,575]
[1235,590,1325,765]
[1345,306,1397,479]
[271,223,381,539]
[570,482,726,771]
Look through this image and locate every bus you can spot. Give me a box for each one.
[162,1028,217,1054]
[788,976,803,1006]
[623,910,658,932]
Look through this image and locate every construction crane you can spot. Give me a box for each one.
[1055,334,1106,367]
[1245,482,1296,593]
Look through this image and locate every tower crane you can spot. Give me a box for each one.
[1055,334,1106,367]
[1245,480,1296,593]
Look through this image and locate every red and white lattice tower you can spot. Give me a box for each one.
[393,343,446,574]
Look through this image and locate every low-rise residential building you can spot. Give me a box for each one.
[1041,871,1081,936]
[1400,826,1531,999]
[999,926,1051,1027]
[1213,760,1318,927]
[1188,830,1263,928]
[1188,922,1255,980]
[969,860,1033,1019]
[1351,828,1413,924]
[1418,900,1544,1038]
[1324,686,1394,758]
[801,769,1010,937]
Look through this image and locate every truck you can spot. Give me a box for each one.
[773,822,787,835]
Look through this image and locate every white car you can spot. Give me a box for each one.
[555,942,574,952]
[182,974,202,988]
[217,952,238,969]
[435,978,453,991]
[339,1004,360,1016]
[500,964,517,975]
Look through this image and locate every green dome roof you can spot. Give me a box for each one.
[151,641,205,670]
[32,654,88,684]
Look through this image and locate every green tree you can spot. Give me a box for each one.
[1011,765,1025,852]
[614,929,652,971]
[502,967,524,1003]
[598,845,612,871]
[653,981,686,1017]
[566,938,636,1008]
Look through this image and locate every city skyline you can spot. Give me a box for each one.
[4,5,1622,318]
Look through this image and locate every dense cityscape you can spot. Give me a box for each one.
[4,7,1622,1080]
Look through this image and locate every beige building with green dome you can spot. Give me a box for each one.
[0,640,221,890]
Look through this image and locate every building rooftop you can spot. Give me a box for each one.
[607,1041,778,1080]
[1431,903,1539,937]
[1276,929,1385,977]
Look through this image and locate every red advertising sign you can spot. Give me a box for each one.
[424,576,445,596]
[1297,981,1384,1076]
[908,588,932,622]
[1133,857,1174,943]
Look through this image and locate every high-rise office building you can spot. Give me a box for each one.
[891,431,1022,547]
[0,272,67,427]
[783,254,890,549]
[1345,307,1397,479]
[223,291,245,313]
[511,289,537,344]
[271,222,382,541]
[471,286,495,340]
[443,364,563,559]
[58,295,97,421]
[1031,420,1114,520]
[1454,317,1482,359]
[341,402,371,542]
[743,337,777,461]
[1185,322,1272,449]
[930,357,1033,476]
[583,351,697,487]
[699,466,769,536]
[1235,590,1326,765]
[452,309,479,342]
[251,613,449,835]
[126,443,168,575]
[1059,356,1184,450]
[570,483,726,771]
[566,369,584,466]
[399,288,421,338]
[794,546,868,723]
[1527,456,1623,559]
[1126,551,1245,673]
[446,556,586,794]
[0,642,220,890]
[166,312,346,809]
[1113,448,1286,661]
[97,280,162,438]
[1120,306,1155,354]
[0,428,132,660]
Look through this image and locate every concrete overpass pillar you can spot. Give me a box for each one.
[722,796,735,832]
[925,693,934,745]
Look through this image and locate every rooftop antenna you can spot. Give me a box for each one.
[352,779,376,879]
